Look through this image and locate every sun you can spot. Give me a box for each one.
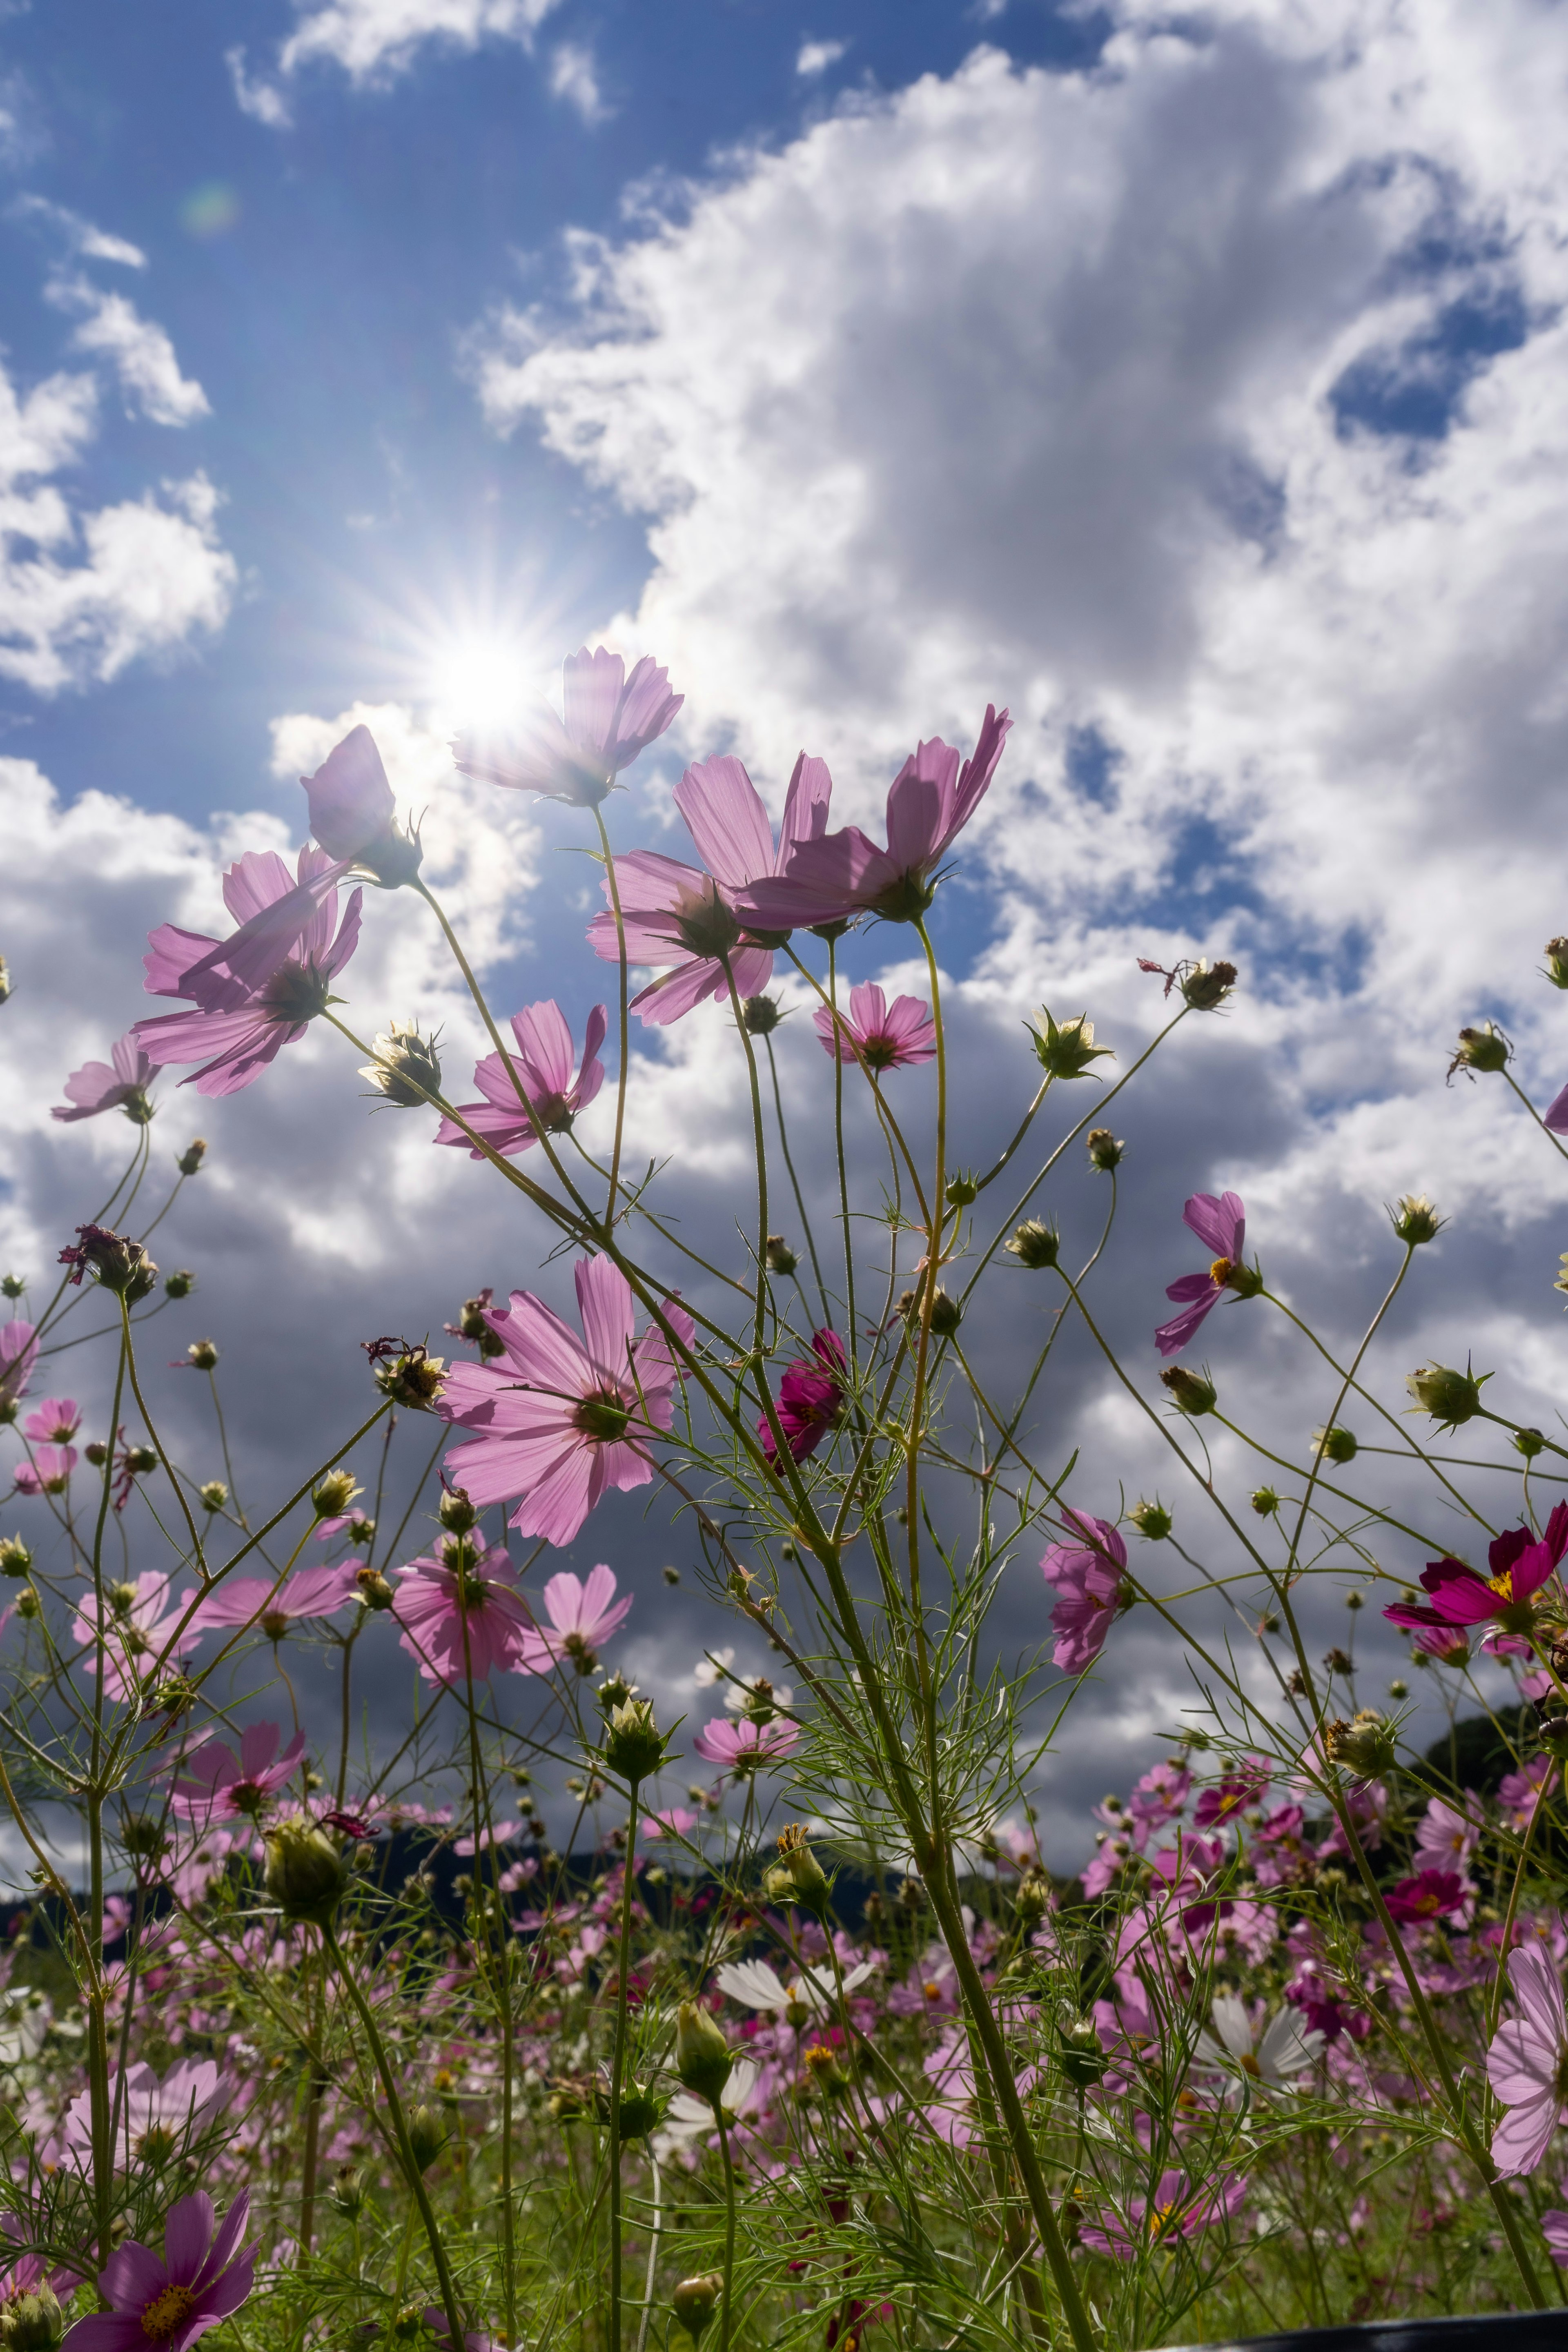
[425,635,536,735]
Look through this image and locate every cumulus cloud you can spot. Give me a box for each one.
[547,40,606,125]
[796,37,848,77]
[228,0,566,113]
[47,280,211,426]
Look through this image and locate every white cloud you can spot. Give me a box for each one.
[12,195,146,270]
[796,37,848,77]
[241,0,560,95]
[225,46,294,129]
[548,40,606,125]
[48,280,210,427]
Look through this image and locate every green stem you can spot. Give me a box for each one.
[592,805,633,1226]
[764,1031,829,1321]
[608,1775,642,2352]
[716,2109,739,2352]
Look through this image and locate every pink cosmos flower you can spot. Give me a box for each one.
[691,1715,800,1773]
[136,846,363,1097]
[187,1563,359,1641]
[62,2058,231,2171]
[641,1806,700,1842]
[1040,1512,1127,1675]
[734,709,1011,931]
[394,1540,532,1685]
[437,1255,695,1546]
[171,1723,307,1822]
[71,1570,195,1701]
[61,2187,254,2352]
[759,1329,847,1467]
[812,981,936,1074]
[23,1398,80,1445]
[1499,1754,1554,1830]
[52,1034,154,1124]
[1194,1755,1270,1831]
[1127,1760,1192,1827]
[1384,1506,1568,1641]
[435,1001,607,1158]
[1079,2169,1246,2256]
[1410,1624,1472,1667]
[1155,1192,1252,1357]
[1543,2210,1568,2267]
[1488,1944,1568,2176]
[13,1445,76,1497]
[1414,1794,1483,1874]
[454,645,682,807]
[297,724,421,886]
[586,751,831,1025]
[0,1321,38,1416]
[1383,1869,1471,1926]
[516,1564,631,1675]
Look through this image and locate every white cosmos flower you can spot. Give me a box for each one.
[655,2056,770,2156]
[714,1958,874,2013]
[724,1677,793,1715]
[1195,1994,1324,2095]
[693,1647,737,1687]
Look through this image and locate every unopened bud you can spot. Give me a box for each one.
[359,1021,442,1108]
[1014,1872,1049,1927]
[1390,1194,1442,1246]
[405,2104,448,2173]
[1252,1486,1280,1517]
[1515,1427,1547,1460]
[675,2001,734,2108]
[765,1822,830,1915]
[1314,1425,1357,1465]
[1387,1678,1409,1700]
[14,1586,38,1620]
[1545,939,1568,991]
[438,1485,477,1534]
[127,1445,157,1477]
[742,995,782,1036]
[329,2163,363,2218]
[314,1470,361,1521]
[84,1440,108,1466]
[1322,1709,1396,1780]
[1129,1499,1171,1541]
[601,1697,665,1783]
[1085,1127,1123,1172]
[1407,1362,1488,1428]
[1448,1021,1510,1079]
[1160,1365,1216,1416]
[118,1812,167,1859]
[176,1139,207,1177]
[1056,2017,1106,2091]
[928,1288,961,1336]
[0,1274,22,1301]
[0,1535,32,1578]
[604,2080,664,2140]
[264,1815,348,1927]
[764,1235,797,1276]
[186,1339,219,1371]
[0,2285,63,2352]
[1006,1220,1060,1270]
[662,1564,682,1586]
[1031,1009,1113,1081]
[670,2276,722,2345]
[199,1481,228,1512]
[163,1269,196,1300]
[896,1875,926,1913]
[944,1170,979,1207]
[355,1566,395,1611]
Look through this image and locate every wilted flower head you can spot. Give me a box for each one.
[1448,1020,1510,1080]
[1006,1220,1059,1270]
[364,1338,447,1410]
[1139,955,1238,1009]
[58,1227,157,1302]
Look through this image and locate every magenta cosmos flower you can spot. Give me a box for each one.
[1385,1505,1568,1642]
[24,1398,80,1445]
[136,846,362,1097]
[759,1329,847,1468]
[692,1715,800,1772]
[1193,1756,1270,1831]
[52,1034,154,1125]
[587,750,831,1025]
[62,2187,254,2352]
[1155,1192,1256,1357]
[734,708,1010,932]
[437,1256,695,1546]
[1383,1869,1471,1926]
[298,723,422,885]
[1488,1943,1568,2176]
[1040,1512,1128,1675]
[171,1722,307,1822]
[436,1000,607,1159]
[0,1321,38,1418]
[516,1564,631,1674]
[813,982,935,1073]
[1079,2169,1246,2256]
[187,1562,359,1642]
[394,1539,533,1685]
[454,645,682,808]
[71,1570,196,1701]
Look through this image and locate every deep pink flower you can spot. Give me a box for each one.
[1194,1756,1270,1830]
[23,1397,80,1445]
[734,709,1011,931]
[13,1446,76,1496]
[1040,1512,1127,1675]
[692,1715,799,1772]
[171,1723,307,1821]
[1079,2168,1246,2256]
[436,1000,607,1158]
[1488,1944,1568,2176]
[516,1564,631,1675]
[586,750,831,1025]
[1543,2209,1568,2267]
[437,1255,695,1546]
[1384,1869,1471,1925]
[135,846,362,1097]
[52,1034,154,1124]
[1155,1192,1251,1357]
[759,1329,847,1467]
[394,1540,532,1685]
[0,1321,38,1416]
[813,982,935,1073]
[454,645,682,807]
[62,2187,254,2352]
[1545,1084,1568,1134]
[71,1570,196,1701]
[187,1563,359,1641]
[1384,1505,1568,1639]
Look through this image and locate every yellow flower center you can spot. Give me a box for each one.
[1238,2052,1262,2077]
[1209,1257,1234,1287]
[141,2284,197,2340]
[1488,1568,1516,1603]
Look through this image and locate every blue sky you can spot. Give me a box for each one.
[5,0,1568,1858]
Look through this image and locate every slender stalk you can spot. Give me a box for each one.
[592,805,633,1225]
[716,2109,739,2352]
[608,1774,643,2352]
[764,1031,829,1320]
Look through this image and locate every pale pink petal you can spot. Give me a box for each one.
[675,756,775,891]
[575,1255,635,1381]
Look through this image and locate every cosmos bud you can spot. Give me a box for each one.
[0,1274,23,1299]
[1055,2017,1107,2092]
[329,2164,363,2218]
[1179,959,1238,1011]
[1545,938,1568,990]
[264,1816,348,1927]
[355,1566,395,1611]
[675,2001,734,2108]
[1006,1220,1060,1270]
[1448,1022,1510,1078]
[0,1536,32,1578]
[1085,1127,1123,1172]
[670,2276,722,2345]
[1031,1010,1113,1081]
[1322,1710,1396,1780]
[742,995,782,1036]
[0,2286,63,2352]
[1252,1486,1280,1517]
[764,1823,830,1916]
[360,1022,442,1109]
[314,1470,361,1521]
[764,1235,798,1276]
[1160,1365,1216,1416]
[1129,1500,1171,1541]
[185,1340,219,1371]
[944,1170,980,1207]
[1389,1194,1442,1246]
[1313,1425,1357,1464]
[1406,1363,1488,1428]
[164,1269,196,1299]
[928,1289,961,1336]
[176,1139,207,1177]
[1515,1428,1547,1460]
[199,1481,228,1513]
[1013,1873,1049,1927]
[406,2105,448,2174]
[438,1486,477,1534]
[601,1698,665,1783]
